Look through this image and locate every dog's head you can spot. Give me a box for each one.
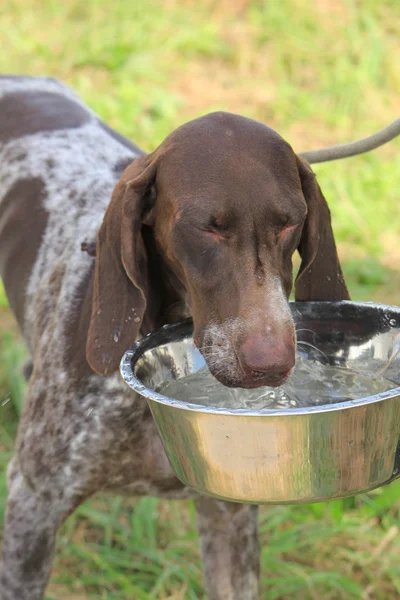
[86,112,349,386]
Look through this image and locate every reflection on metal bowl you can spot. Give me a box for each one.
[120,302,400,504]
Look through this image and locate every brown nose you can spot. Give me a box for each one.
[238,333,295,381]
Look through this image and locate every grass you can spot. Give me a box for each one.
[1,0,400,598]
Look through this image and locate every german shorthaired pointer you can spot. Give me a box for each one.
[0,76,349,600]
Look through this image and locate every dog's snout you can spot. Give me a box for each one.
[238,333,295,384]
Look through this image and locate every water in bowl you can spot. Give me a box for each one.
[160,354,395,410]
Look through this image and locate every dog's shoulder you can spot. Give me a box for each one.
[0,76,142,345]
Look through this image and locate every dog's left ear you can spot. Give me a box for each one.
[295,156,350,301]
[86,154,158,376]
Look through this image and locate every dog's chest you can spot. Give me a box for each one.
[72,373,193,499]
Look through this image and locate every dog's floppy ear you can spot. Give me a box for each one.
[86,155,157,375]
[295,156,350,301]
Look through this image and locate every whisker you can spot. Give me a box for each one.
[374,334,400,379]
[202,346,229,354]
[374,348,400,379]
[296,341,328,361]
[295,328,315,336]
[201,349,227,359]
[199,345,222,350]
[165,300,185,311]
[205,352,224,363]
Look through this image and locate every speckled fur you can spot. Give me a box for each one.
[0,77,259,600]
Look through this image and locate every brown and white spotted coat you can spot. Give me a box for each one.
[0,76,263,600]
[0,76,349,600]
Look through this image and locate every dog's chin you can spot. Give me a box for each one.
[208,367,291,390]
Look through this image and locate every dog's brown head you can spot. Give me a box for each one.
[86,112,349,386]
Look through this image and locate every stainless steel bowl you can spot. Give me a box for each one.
[120,302,400,504]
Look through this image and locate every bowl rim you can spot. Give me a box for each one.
[120,300,400,417]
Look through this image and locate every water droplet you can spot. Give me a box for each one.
[389,319,396,327]
[134,317,140,323]
[1,394,11,407]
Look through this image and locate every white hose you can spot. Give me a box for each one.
[299,118,400,164]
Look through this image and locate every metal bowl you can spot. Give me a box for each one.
[120,301,400,504]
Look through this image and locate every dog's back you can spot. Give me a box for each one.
[0,76,140,354]
[0,76,281,600]
[0,74,187,502]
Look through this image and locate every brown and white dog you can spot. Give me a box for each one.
[0,76,349,600]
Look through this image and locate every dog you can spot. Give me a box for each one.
[0,75,349,600]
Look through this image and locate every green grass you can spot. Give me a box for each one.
[1,340,400,600]
[1,0,400,598]
[0,282,8,308]
[1,342,400,600]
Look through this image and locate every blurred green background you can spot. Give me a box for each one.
[1,0,400,598]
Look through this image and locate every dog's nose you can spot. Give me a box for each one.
[238,333,295,382]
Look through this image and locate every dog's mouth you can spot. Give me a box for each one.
[197,343,292,389]
[208,366,291,390]
[195,325,294,390]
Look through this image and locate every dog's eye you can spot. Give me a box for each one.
[198,216,230,241]
[276,209,306,243]
[203,228,226,242]
[276,222,300,247]
[208,216,229,232]
[279,223,298,238]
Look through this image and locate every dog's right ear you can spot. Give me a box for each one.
[295,156,350,301]
[86,155,157,375]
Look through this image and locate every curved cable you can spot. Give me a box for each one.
[299,118,400,164]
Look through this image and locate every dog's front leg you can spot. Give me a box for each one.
[0,459,80,600]
[195,497,260,600]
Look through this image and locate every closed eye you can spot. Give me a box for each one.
[202,228,228,242]
[278,223,298,239]
[209,216,228,231]
[201,216,231,241]
[176,219,227,245]
[178,213,231,241]
[194,222,230,242]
